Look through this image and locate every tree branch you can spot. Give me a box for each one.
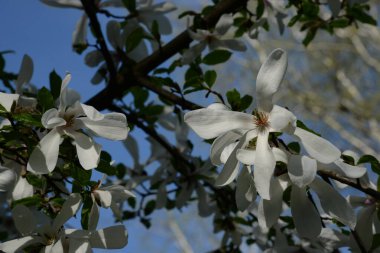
[318,170,380,201]
[81,0,117,80]
[86,0,248,110]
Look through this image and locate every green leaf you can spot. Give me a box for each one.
[144,200,156,216]
[302,28,317,46]
[37,87,54,113]
[13,113,42,127]
[130,87,149,108]
[49,70,62,100]
[96,151,116,175]
[151,20,160,41]
[123,210,136,220]
[288,142,301,153]
[140,217,151,228]
[296,120,321,136]
[202,50,232,65]
[70,164,92,185]
[358,155,380,175]
[12,195,43,208]
[349,5,377,25]
[226,89,253,111]
[256,0,265,19]
[330,19,350,28]
[25,174,46,189]
[204,70,217,88]
[81,194,93,230]
[122,0,136,12]
[370,234,380,251]
[125,27,144,53]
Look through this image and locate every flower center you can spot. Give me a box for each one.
[253,110,270,133]
[63,114,75,128]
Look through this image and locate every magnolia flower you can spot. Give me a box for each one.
[65,225,128,252]
[182,14,247,64]
[185,49,294,199]
[246,0,287,38]
[0,161,34,201]
[27,74,129,174]
[90,182,135,226]
[135,0,176,34]
[0,193,82,253]
[85,20,151,84]
[0,54,36,112]
[185,49,341,200]
[347,173,379,251]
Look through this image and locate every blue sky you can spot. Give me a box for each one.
[0,1,221,252]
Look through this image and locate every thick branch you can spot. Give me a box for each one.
[86,0,248,110]
[318,170,380,201]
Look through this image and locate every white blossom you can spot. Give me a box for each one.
[0,193,82,253]
[0,54,36,112]
[182,14,247,64]
[27,74,129,174]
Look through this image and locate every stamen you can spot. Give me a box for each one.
[253,110,270,133]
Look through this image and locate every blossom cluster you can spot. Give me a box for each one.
[0,55,132,252]
[184,48,372,247]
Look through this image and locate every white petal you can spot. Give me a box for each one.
[220,141,238,164]
[12,176,34,200]
[16,54,33,93]
[41,108,66,129]
[40,0,83,9]
[333,160,367,178]
[12,205,36,235]
[0,236,43,253]
[106,20,122,50]
[80,103,104,120]
[236,166,256,211]
[273,147,288,164]
[123,135,140,166]
[215,14,233,35]
[220,39,247,52]
[237,149,256,165]
[103,185,135,200]
[290,185,322,239]
[196,186,215,217]
[72,14,88,47]
[0,166,16,191]
[184,108,254,139]
[215,131,253,186]
[69,238,92,253]
[269,105,296,132]
[155,183,167,209]
[94,189,112,208]
[89,225,128,249]
[254,131,276,200]
[53,193,82,231]
[310,177,356,229]
[0,92,19,111]
[355,205,375,251]
[347,195,367,208]
[294,127,341,164]
[181,42,206,65]
[59,73,72,111]
[328,0,341,17]
[27,128,62,174]
[288,155,317,187]
[78,112,129,140]
[85,50,104,67]
[256,49,287,112]
[71,131,101,170]
[257,178,283,231]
